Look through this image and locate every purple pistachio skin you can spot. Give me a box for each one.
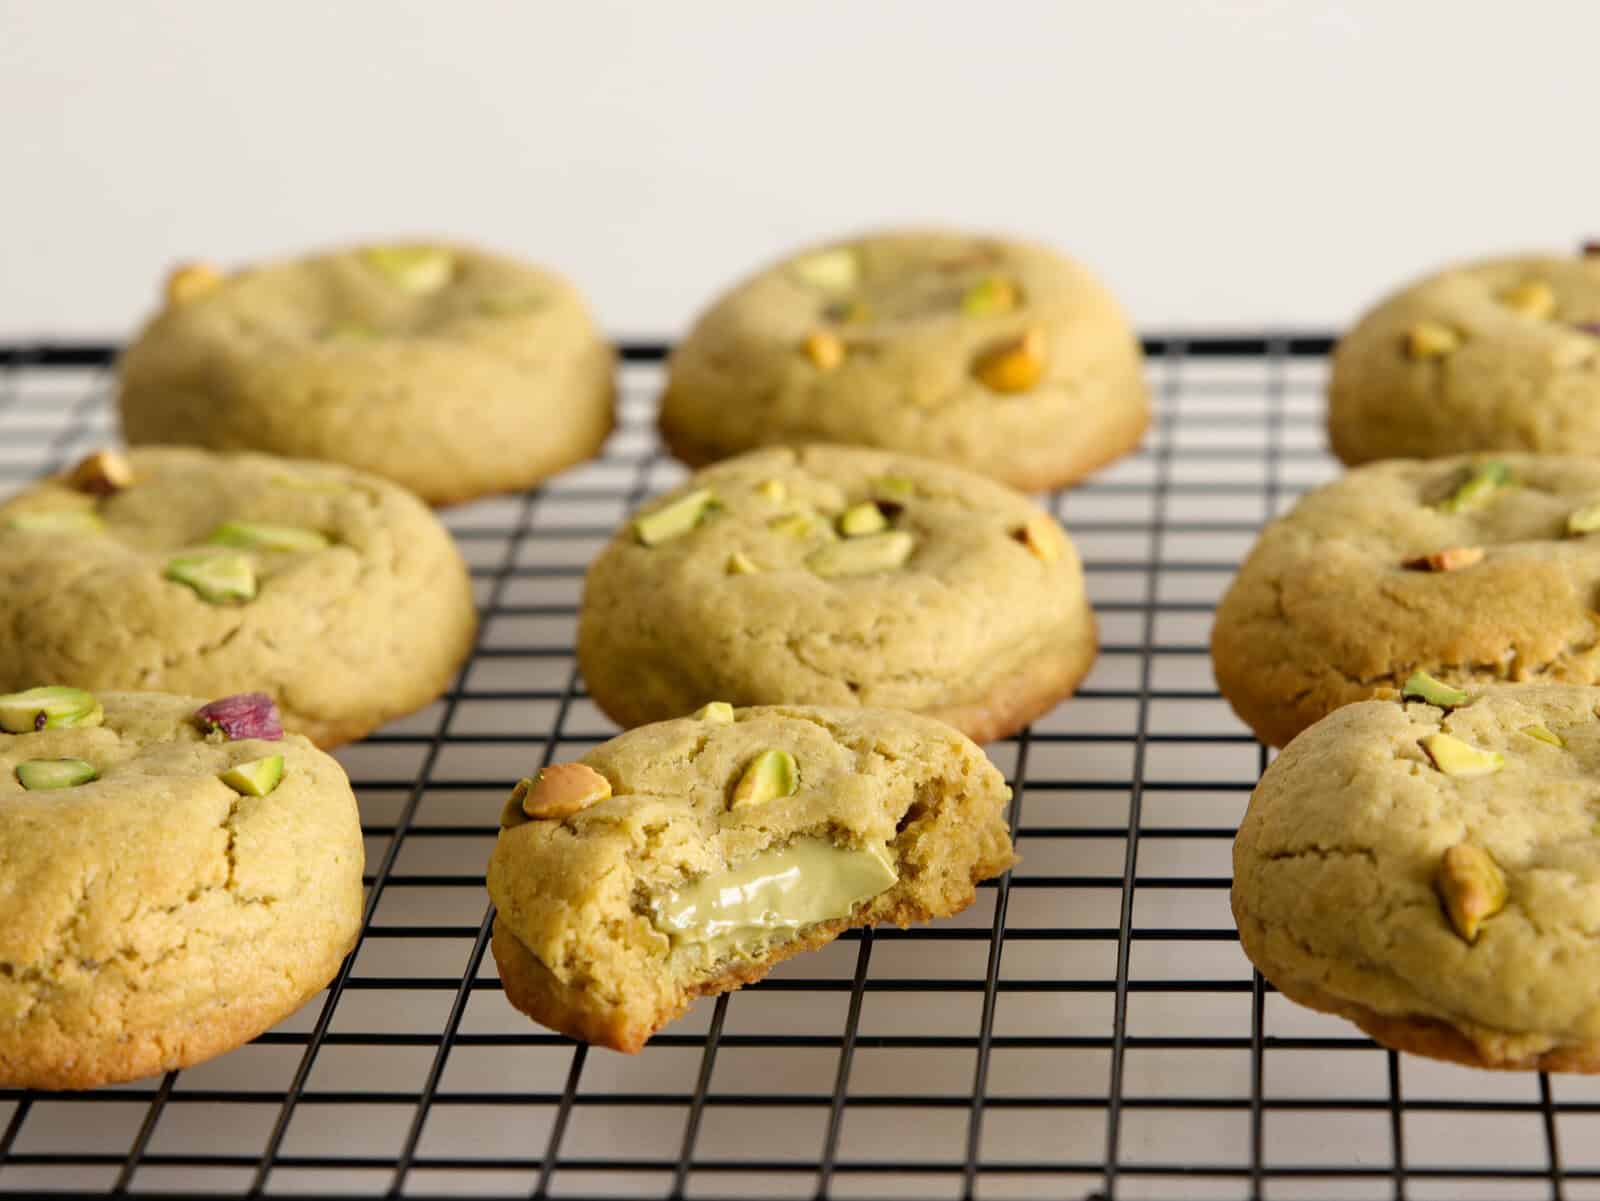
[193,692,284,741]
[1574,322,1600,337]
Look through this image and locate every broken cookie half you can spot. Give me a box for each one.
[486,704,1016,1052]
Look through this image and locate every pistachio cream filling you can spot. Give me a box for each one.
[649,837,898,960]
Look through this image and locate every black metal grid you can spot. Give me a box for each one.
[1,337,1595,1201]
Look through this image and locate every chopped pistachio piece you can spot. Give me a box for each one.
[1500,280,1557,320]
[165,551,258,604]
[974,328,1047,393]
[1406,321,1462,358]
[726,551,760,575]
[208,520,330,553]
[790,247,859,292]
[1419,732,1503,777]
[768,512,817,538]
[1521,723,1565,748]
[1435,843,1508,942]
[803,329,846,371]
[1013,515,1062,564]
[165,261,223,305]
[0,686,101,734]
[1405,545,1484,573]
[960,275,1019,316]
[193,692,284,742]
[730,748,799,808]
[805,530,915,578]
[360,245,453,293]
[220,754,285,798]
[634,488,718,546]
[1568,502,1600,536]
[692,701,735,724]
[16,758,98,791]
[5,509,104,536]
[1438,461,1511,514]
[838,501,889,537]
[757,478,787,504]
[67,449,134,495]
[1401,671,1467,708]
[512,762,611,820]
[872,476,915,503]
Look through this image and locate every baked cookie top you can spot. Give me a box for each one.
[0,689,364,1088]
[1329,251,1600,466]
[117,242,615,505]
[659,229,1148,491]
[0,446,476,747]
[575,444,1096,741]
[1211,453,1600,748]
[488,704,1015,1051]
[1233,684,1600,1070]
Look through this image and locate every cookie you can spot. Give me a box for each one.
[0,446,476,748]
[658,230,1148,491]
[576,445,1098,743]
[487,704,1015,1052]
[1211,453,1600,748]
[1328,250,1600,466]
[1233,683,1600,1071]
[117,242,616,505]
[0,688,364,1088]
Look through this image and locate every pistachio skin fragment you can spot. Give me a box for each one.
[67,449,134,496]
[514,762,612,820]
[1435,843,1509,942]
[16,758,98,791]
[0,686,101,735]
[692,702,735,724]
[1438,461,1511,514]
[634,489,718,547]
[730,749,799,809]
[1401,671,1468,708]
[805,530,916,578]
[1418,732,1504,777]
[1521,723,1565,748]
[1406,321,1462,358]
[219,754,285,798]
[193,692,285,742]
[165,551,258,604]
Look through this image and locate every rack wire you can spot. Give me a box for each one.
[0,337,1593,1201]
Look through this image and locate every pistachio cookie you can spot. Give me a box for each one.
[1329,250,1600,466]
[659,230,1148,491]
[1212,454,1600,748]
[118,241,615,505]
[488,704,1015,1051]
[1234,683,1600,1070]
[0,446,476,747]
[0,689,364,1088]
[576,445,1097,742]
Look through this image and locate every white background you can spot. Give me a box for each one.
[2,0,1598,340]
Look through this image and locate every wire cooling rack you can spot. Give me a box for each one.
[2,337,1597,1201]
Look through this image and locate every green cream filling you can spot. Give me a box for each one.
[649,837,898,961]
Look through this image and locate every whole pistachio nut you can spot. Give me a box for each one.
[805,530,915,578]
[193,692,284,742]
[220,754,285,798]
[513,762,612,820]
[0,686,102,734]
[634,488,718,546]
[730,748,799,808]
[1438,461,1511,513]
[360,245,454,293]
[165,551,258,604]
[67,449,134,496]
[1406,321,1462,358]
[974,327,1047,393]
[208,520,330,553]
[1419,732,1503,777]
[16,758,98,791]
[1401,671,1468,708]
[1435,843,1508,942]
[5,509,104,536]
[790,247,859,292]
[165,261,224,305]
